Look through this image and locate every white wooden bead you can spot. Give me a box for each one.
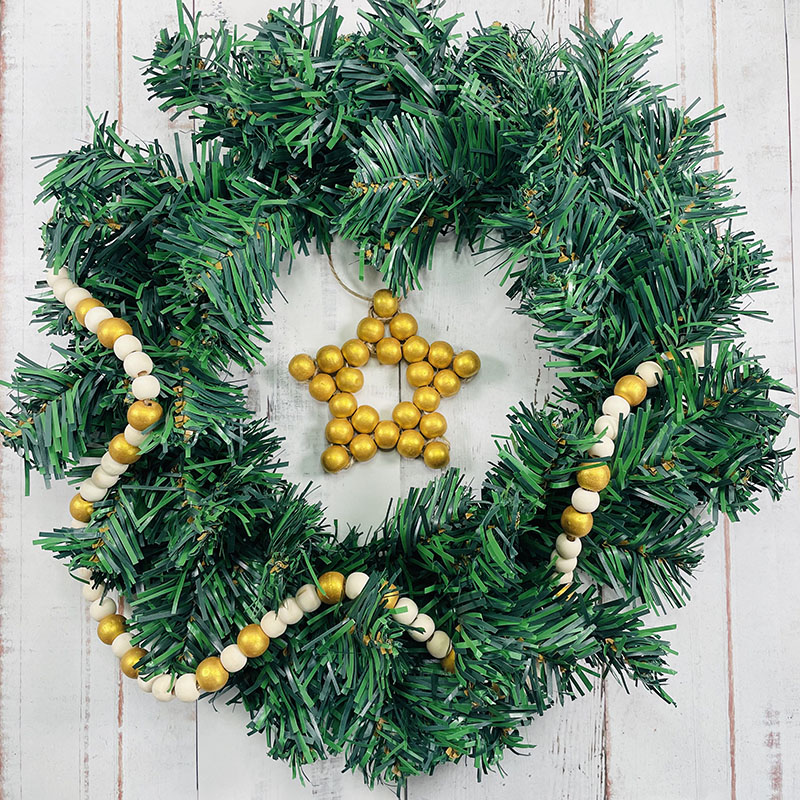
[91,466,119,489]
[123,351,153,378]
[588,435,614,458]
[407,613,435,642]
[89,596,117,620]
[52,278,76,302]
[84,305,113,333]
[556,571,574,585]
[593,415,618,440]
[295,583,322,613]
[64,286,91,311]
[132,375,160,400]
[552,550,578,573]
[113,334,143,360]
[345,572,369,599]
[111,632,134,658]
[79,479,107,503]
[71,566,93,581]
[391,597,418,626]
[70,517,88,529]
[555,533,582,559]
[425,630,452,659]
[220,644,248,673]
[101,452,129,475]
[124,424,148,447]
[82,582,104,602]
[277,597,304,625]
[174,673,200,703]
[601,395,631,419]
[137,675,155,693]
[683,345,705,368]
[571,487,600,513]
[151,674,175,703]
[635,360,664,387]
[45,267,67,287]
[260,610,287,638]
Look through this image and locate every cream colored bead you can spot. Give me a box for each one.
[89,596,117,620]
[132,375,160,400]
[220,644,248,673]
[593,415,618,440]
[345,572,370,600]
[151,674,175,703]
[552,550,578,573]
[91,466,119,489]
[64,286,92,312]
[407,613,435,642]
[79,479,107,503]
[113,334,142,360]
[277,597,303,625]
[85,305,113,333]
[635,360,664,387]
[52,278,76,302]
[588,436,614,458]
[296,583,322,613]
[555,533,582,559]
[82,582,104,602]
[70,517,88,529]
[392,597,418,626]
[71,566,93,581]
[260,610,287,638]
[601,395,631,419]
[174,673,200,702]
[124,424,148,447]
[425,630,452,659]
[123,351,153,378]
[571,487,600,513]
[45,267,68,287]
[556,571,573,585]
[683,345,705,368]
[137,675,155,693]
[101,452,129,476]
[111,632,134,658]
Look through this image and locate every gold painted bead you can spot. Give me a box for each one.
[433,369,461,397]
[389,312,418,341]
[419,412,447,439]
[372,289,399,318]
[328,392,358,418]
[335,366,364,393]
[576,462,611,492]
[321,444,351,473]
[427,341,454,369]
[195,656,229,692]
[374,420,400,450]
[96,317,133,349]
[351,405,379,433]
[342,338,371,367]
[413,386,440,412]
[325,418,354,445]
[97,614,126,645]
[406,361,434,388]
[316,345,344,374]
[108,433,141,464]
[236,624,270,658]
[357,317,385,343]
[350,433,377,462]
[613,374,647,407]
[397,429,425,458]
[423,440,450,469]
[402,335,429,363]
[381,582,400,608]
[560,505,593,538]
[392,401,420,430]
[69,494,94,523]
[127,399,163,431]
[441,649,456,673]
[376,337,403,365]
[308,373,337,402]
[288,353,316,382]
[316,571,346,604]
[452,350,481,379]
[74,297,104,326]
[120,647,147,679]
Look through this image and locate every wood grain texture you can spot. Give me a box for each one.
[0,0,798,798]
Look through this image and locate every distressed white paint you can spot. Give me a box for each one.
[0,1,798,799]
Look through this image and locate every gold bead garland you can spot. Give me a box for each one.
[289,289,481,473]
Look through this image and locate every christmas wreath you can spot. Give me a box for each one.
[1,0,793,789]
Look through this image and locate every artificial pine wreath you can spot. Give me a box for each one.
[0,0,793,789]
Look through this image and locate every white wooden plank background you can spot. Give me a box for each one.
[0,0,798,798]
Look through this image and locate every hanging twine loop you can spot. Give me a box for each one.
[327,252,373,303]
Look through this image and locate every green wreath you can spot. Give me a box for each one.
[1,0,793,789]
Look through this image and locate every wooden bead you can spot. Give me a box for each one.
[236,624,270,658]
[351,405,379,433]
[588,436,614,458]
[407,613,435,642]
[602,395,631,419]
[560,506,593,538]
[388,312,417,341]
[412,386,440,412]
[295,583,323,613]
[328,392,357,418]
[406,361,435,388]
[419,412,447,439]
[195,657,229,692]
[341,338,370,367]
[391,597,418,625]
[433,369,460,397]
[131,375,160,400]
[552,550,578,573]
[452,350,481,378]
[571,487,600,513]
[402,335,429,363]
[555,532,582,559]
[376,337,403,365]
[357,317,385,343]
[113,334,143,360]
[74,297,104,326]
[392,401,420,429]
[325,418,354,445]
[427,341,453,369]
[593,415,618,440]
[97,614,127,645]
[372,289,399,318]
[635,360,664,387]
[345,572,370,599]
[64,286,91,311]
[288,353,316,381]
[321,445,350,473]
[441,649,456,673]
[174,673,200,702]
[426,631,452,659]
[308,373,336,401]
[108,433,141,464]
[120,647,147,679]
[127,399,163,431]
[335,366,364,393]
[316,571,346,604]
[576,462,611,491]
[85,305,113,332]
[349,433,377,462]
[69,494,94,523]
[219,644,247,673]
[613,374,647,406]
[316,345,344,373]
[397,430,425,458]
[96,317,133,349]
[373,420,400,449]
[381,583,400,608]
[423,440,450,469]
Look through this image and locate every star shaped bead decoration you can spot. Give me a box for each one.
[288,290,481,473]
